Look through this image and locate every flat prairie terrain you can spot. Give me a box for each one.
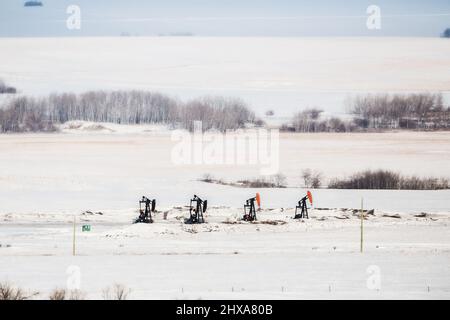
[0,129,449,299]
[0,129,449,212]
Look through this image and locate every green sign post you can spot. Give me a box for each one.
[82,224,91,232]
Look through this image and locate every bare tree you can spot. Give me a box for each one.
[49,288,66,300]
[301,169,312,187]
[272,173,287,188]
[301,169,322,188]
[102,284,131,300]
[0,282,38,300]
[310,171,323,188]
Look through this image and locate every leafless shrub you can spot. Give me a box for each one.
[0,282,38,300]
[102,284,131,300]
[310,172,323,188]
[237,178,273,188]
[329,170,449,190]
[272,173,287,188]
[67,289,85,300]
[49,288,66,300]
[48,288,90,301]
[199,174,225,185]
[200,173,214,183]
[301,169,312,187]
[202,174,287,188]
[237,174,287,188]
[302,169,323,188]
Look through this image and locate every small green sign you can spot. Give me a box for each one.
[82,225,91,232]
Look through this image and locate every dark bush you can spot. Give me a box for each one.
[0,80,17,94]
[329,169,449,190]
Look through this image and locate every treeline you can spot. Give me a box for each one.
[199,173,287,188]
[0,91,255,133]
[328,170,449,190]
[349,93,449,130]
[282,108,358,133]
[282,93,449,133]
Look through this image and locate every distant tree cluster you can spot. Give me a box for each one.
[349,93,449,130]
[328,169,449,190]
[0,97,56,133]
[0,90,255,133]
[24,1,43,7]
[237,174,287,188]
[180,96,255,132]
[442,28,450,38]
[0,80,17,94]
[301,168,323,188]
[199,173,287,188]
[283,94,449,133]
[282,108,358,133]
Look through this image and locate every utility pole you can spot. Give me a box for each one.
[73,215,76,256]
[360,197,364,253]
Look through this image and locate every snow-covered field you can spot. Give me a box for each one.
[0,36,449,299]
[1,125,450,212]
[0,127,449,299]
[1,206,449,299]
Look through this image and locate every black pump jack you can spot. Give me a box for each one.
[243,193,260,222]
[135,196,156,223]
[243,197,257,221]
[294,196,309,219]
[186,195,207,224]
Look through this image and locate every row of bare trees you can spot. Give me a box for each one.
[283,93,449,132]
[0,91,255,133]
[282,108,358,133]
[348,93,449,129]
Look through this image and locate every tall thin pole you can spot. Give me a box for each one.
[73,215,76,256]
[360,197,364,253]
